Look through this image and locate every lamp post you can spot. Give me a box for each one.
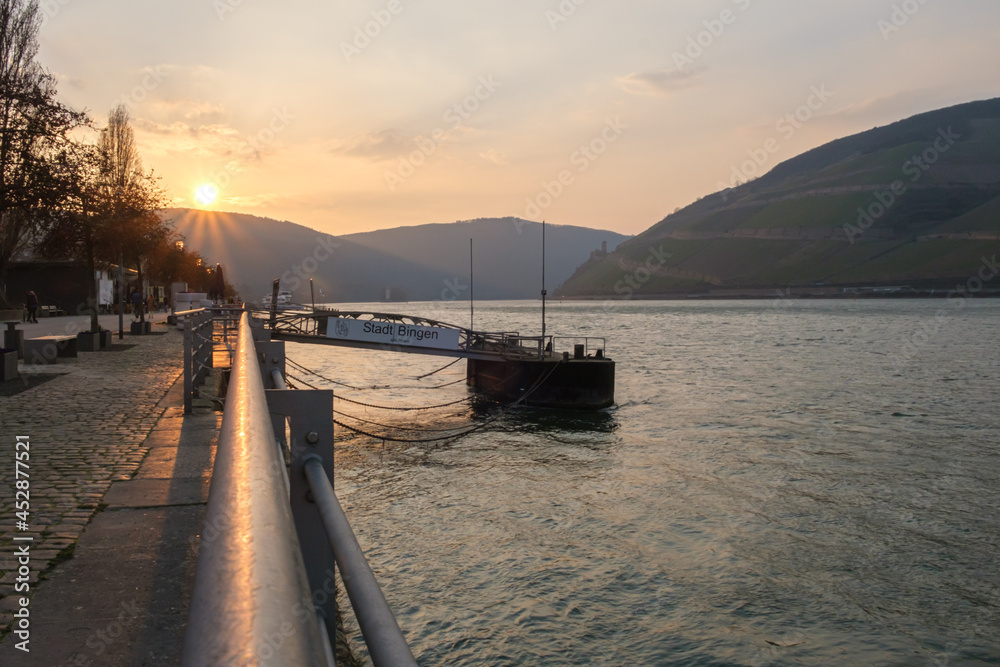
[118,254,124,340]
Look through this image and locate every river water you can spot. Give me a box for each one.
[287,299,1000,666]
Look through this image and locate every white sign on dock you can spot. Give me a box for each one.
[326,317,461,350]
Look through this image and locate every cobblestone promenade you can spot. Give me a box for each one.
[0,317,184,635]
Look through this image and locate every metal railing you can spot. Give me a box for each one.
[178,306,246,413]
[303,455,417,666]
[181,312,329,665]
[177,308,213,414]
[553,336,608,358]
[181,312,416,666]
[262,308,555,360]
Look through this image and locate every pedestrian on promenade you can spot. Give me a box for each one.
[131,289,142,320]
[25,290,39,323]
[146,294,155,318]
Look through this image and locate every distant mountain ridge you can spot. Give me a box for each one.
[165,210,629,303]
[558,97,1000,297]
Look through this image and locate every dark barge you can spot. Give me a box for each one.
[467,346,615,410]
[265,309,615,411]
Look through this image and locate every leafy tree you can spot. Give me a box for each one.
[36,141,106,331]
[210,262,225,300]
[0,0,87,307]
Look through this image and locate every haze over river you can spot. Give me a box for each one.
[288,299,1000,666]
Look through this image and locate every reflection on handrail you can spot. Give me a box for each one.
[180,312,329,665]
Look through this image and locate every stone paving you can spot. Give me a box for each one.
[0,316,185,635]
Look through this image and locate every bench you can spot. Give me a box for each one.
[39,306,66,317]
[23,335,77,364]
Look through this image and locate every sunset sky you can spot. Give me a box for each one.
[38,0,1000,236]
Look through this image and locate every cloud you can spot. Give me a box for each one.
[479,148,508,165]
[617,68,702,97]
[220,195,274,208]
[149,98,227,123]
[135,119,241,142]
[133,119,252,161]
[328,128,409,160]
[52,70,86,89]
[329,123,476,163]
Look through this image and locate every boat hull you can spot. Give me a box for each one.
[467,357,615,410]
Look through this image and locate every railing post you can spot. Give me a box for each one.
[255,340,287,389]
[266,387,337,645]
[303,457,418,667]
[183,315,194,414]
[197,311,213,383]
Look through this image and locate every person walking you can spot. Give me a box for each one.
[25,290,39,323]
[131,289,142,320]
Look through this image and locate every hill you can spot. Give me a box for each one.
[164,210,629,303]
[557,98,1000,298]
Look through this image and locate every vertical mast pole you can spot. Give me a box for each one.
[541,220,547,345]
[470,238,474,332]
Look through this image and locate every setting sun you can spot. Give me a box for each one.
[194,183,218,206]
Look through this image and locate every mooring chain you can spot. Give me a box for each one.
[287,357,467,391]
[333,393,473,411]
[286,359,527,412]
[332,408,475,433]
[331,417,491,443]
[286,358,373,390]
[329,360,565,444]
[413,357,462,379]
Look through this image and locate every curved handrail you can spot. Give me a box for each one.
[180,312,329,666]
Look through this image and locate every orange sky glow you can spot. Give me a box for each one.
[38,0,1000,236]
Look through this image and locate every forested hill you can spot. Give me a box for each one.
[557,98,1000,298]
[166,210,629,303]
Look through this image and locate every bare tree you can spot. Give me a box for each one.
[0,0,86,307]
[95,104,167,331]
